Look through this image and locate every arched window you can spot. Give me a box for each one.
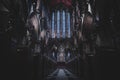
[51,9,71,38]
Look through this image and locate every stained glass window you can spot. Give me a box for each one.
[63,10,65,38]
[52,12,55,38]
[51,10,71,38]
[57,11,60,38]
[68,12,71,38]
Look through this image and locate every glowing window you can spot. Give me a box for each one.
[51,10,71,38]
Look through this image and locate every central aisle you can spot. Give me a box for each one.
[46,68,79,80]
[56,69,68,80]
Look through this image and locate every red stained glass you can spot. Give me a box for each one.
[49,0,72,8]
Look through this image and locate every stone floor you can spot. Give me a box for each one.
[46,68,80,80]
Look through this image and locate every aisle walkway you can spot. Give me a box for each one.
[46,68,79,80]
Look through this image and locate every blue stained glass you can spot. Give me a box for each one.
[51,10,71,38]
[57,11,60,38]
[63,11,65,38]
[52,12,54,38]
[68,13,71,38]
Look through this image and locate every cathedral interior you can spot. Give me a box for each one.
[0,0,120,80]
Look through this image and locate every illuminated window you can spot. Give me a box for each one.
[63,10,65,38]
[52,12,55,38]
[57,11,60,38]
[67,12,71,38]
[51,10,71,38]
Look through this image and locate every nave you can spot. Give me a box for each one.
[0,0,120,80]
